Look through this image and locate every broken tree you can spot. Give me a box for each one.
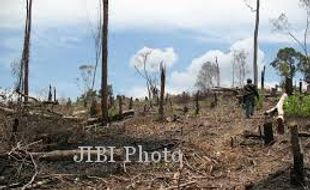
[265,93,288,134]
[289,123,304,185]
[21,0,33,103]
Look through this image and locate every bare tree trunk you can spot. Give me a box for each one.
[118,95,123,115]
[215,57,220,87]
[21,0,33,103]
[195,91,200,115]
[253,0,260,87]
[53,87,57,102]
[261,65,265,90]
[289,124,304,185]
[48,84,52,101]
[232,52,235,88]
[101,0,109,124]
[129,97,133,110]
[159,63,166,120]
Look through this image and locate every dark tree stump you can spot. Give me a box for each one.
[277,117,285,134]
[263,120,274,144]
[289,124,304,185]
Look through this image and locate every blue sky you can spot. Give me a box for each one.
[0,0,308,99]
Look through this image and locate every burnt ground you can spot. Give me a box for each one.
[1,97,310,189]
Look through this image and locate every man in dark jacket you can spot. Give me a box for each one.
[243,78,259,119]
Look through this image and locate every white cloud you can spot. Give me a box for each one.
[170,38,265,92]
[1,0,307,44]
[124,86,148,98]
[130,47,178,72]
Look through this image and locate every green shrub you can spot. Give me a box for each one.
[284,95,310,117]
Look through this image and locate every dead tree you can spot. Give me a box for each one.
[158,62,166,120]
[261,65,265,90]
[289,124,304,185]
[118,95,123,115]
[253,0,260,87]
[215,56,220,87]
[265,93,288,134]
[21,0,33,103]
[53,87,57,102]
[101,0,109,124]
[129,97,133,110]
[244,0,260,86]
[48,85,52,101]
[299,80,302,94]
[195,91,200,115]
[263,118,274,144]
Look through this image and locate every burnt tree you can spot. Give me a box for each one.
[195,91,200,115]
[289,124,304,185]
[253,0,260,86]
[101,0,109,124]
[21,0,33,103]
[129,97,133,110]
[48,85,52,101]
[261,65,265,90]
[53,87,57,102]
[158,62,166,120]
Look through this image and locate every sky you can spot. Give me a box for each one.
[0,0,308,99]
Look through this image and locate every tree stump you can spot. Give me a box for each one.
[263,120,274,144]
[289,124,304,185]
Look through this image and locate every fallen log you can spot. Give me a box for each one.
[298,132,310,137]
[265,93,288,134]
[30,148,124,161]
[0,106,15,114]
[15,91,39,102]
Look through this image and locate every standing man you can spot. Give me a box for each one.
[243,78,259,119]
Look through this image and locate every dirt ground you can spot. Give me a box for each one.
[1,97,310,190]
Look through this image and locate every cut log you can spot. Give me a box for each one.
[289,123,304,185]
[265,93,288,134]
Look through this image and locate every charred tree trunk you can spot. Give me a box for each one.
[48,85,52,101]
[299,80,302,94]
[195,91,200,115]
[21,0,33,103]
[129,97,133,110]
[101,0,109,124]
[53,87,57,102]
[158,63,166,120]
[263,119,274,144]
[261,65,265,90]
[118,95,123,115]
[289,124,304,185]
[253,0,260,87]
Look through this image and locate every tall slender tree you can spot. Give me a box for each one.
[253,0,260,87]
[21,0,33,102]
[101,0,109,123]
